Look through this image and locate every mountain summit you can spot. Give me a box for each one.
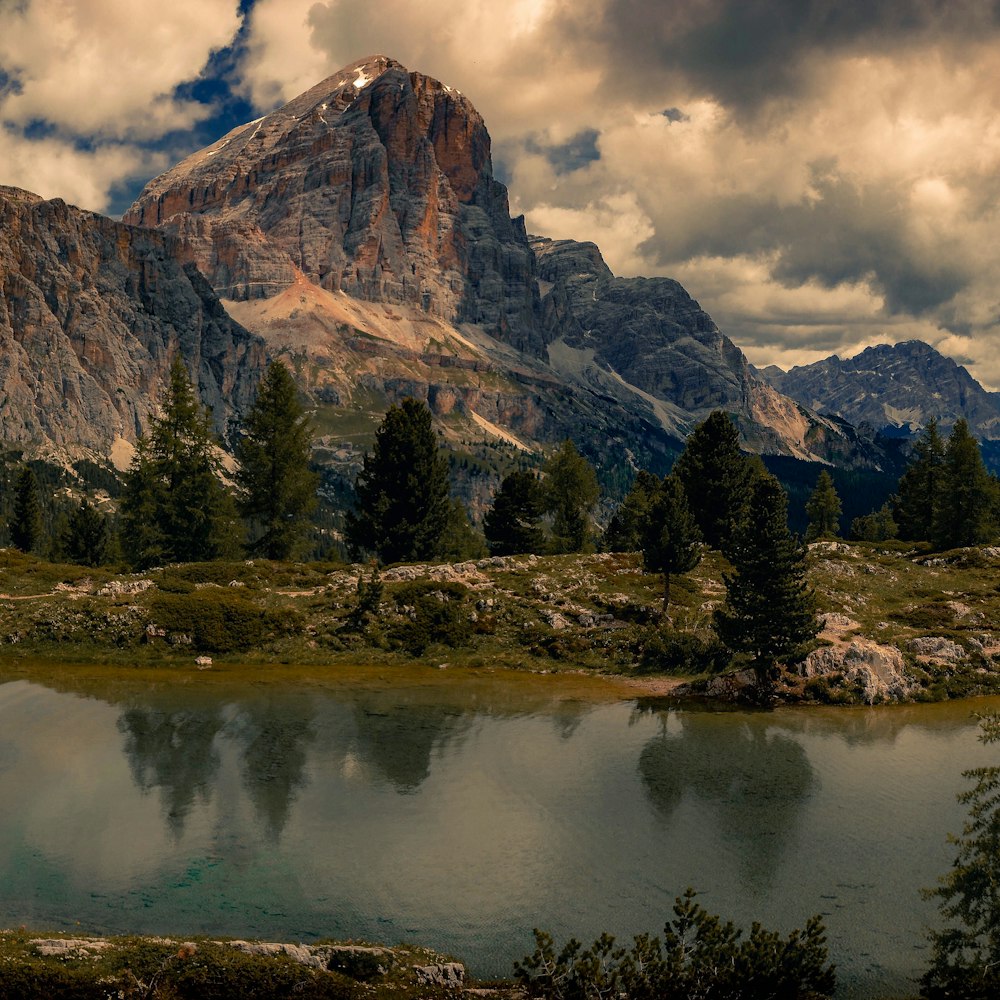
[124,55,885,471]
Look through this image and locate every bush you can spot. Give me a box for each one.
[638,628,729,675]
[149,590,300,653]
[514,888,835,999]
[389,581,471,656]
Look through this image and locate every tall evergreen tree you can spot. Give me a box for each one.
[714,473,819,699]
[235,361,318,560]
[484,470,547,556]
[640,474,702,612]
[62,500,112,566]
[850,503,898,542]
[544,440,599,554]
[893,419,945,542]
[804,470,842,541]
[345,398,450,564]
[673,410,753,553]
[120,357,240,568]
[437,497,488,561]
[10,465,43,554]
[604,470,660,552]
[935,418,996,549]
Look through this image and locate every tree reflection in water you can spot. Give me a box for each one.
[638,708,815,892]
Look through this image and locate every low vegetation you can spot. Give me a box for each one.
[2,537,1000,704]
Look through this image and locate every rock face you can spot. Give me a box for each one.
[0,187,265,464]
[761,340,1000,441]
[124,55,887,469]
[124,56,540,355]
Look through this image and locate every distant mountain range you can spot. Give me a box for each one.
[1,54,967,490]
[759,340,1000,443]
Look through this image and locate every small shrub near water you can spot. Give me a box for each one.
[389,581,471,656]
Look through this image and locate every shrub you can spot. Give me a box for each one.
[638,628,729,675]
[514,888,835,999]
[390,581,471,656]
[149,590,300,653]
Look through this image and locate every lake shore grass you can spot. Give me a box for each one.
[1,541,999,704]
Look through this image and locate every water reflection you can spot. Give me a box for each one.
[638,712,815,891]
[230,696,315,841]
[118,704,224,837]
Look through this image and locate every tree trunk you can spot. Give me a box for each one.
[662,571,671,616]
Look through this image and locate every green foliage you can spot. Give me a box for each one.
[484,470,547,556]
[850,503,898,542]
[389,580,471,655]
[804,470,842,541]
[714,473,819,697]
[437,497,488,561]
[672,410,754,554]
[149,589,299,653]
[120,358,241,568]
[11,465,43,553]
[936,419,997,549]
[923,714,1000,999]
[345,398,451,564]
[236,360,319,560]
[544,440,599,554]
[604,470,660,553]
[514,888,835,1000]
[894,420,946,542]
[640,474,702,611]
[638,628,728,675]
[61,500,113,567]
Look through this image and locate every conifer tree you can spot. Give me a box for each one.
[235,360,318,560]
[604,470,660,552]
[11,465,43,554]
[850,503,898,542]
[484,470,547,556]
[62,500,112,567]
[345,398,450,564]
[893,419,945,542]
[935,418,996,549]
[673,410,753,554]
[544,440,599,554]
[640,474,702,612]
[437,497,488,561]
[120,357,240,568]
[804,470,842,541]
[714,473,819,699]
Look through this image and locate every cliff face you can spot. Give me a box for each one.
[762,341,1000,440]
[124,56,541,355]
[0,188,265,464]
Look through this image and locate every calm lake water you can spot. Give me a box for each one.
[0,666,996,999]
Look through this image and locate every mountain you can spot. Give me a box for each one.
[123,55,886,475]
[761,340,1000,441]
[0,185,264,468]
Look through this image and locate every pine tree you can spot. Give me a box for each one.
[893,419,945,542]
[850,503,898,542]
[345,398,451,564]
[640,474,702,612]
[235,361,318,560]
[714,473,819,699]
[935,419,996,549]
[120,357,240,568]
[604,470,660,552]
[483,470,547,556]
[62,500,112,566]
[10,465,43,554]
[437,497,488,561]
[804,470,842,541]
[544,440,599,554]
[673,410,753,553]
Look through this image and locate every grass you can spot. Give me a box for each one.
[2,541,1000,703]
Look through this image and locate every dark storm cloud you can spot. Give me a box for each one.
[594,0,1000,110]
[525,128,601,174]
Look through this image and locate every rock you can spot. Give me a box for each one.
[908,636,966,662]
[703,668,759,700]
[413,962,465,987]
[31,938,112,958]
[798,638,918,704]
[227,941,324,969]
[0,189,264,463]
[540,609,571,630]
[195,656,213,668]
[97,579,155,597]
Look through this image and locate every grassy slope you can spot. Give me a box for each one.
[0,542,998,702]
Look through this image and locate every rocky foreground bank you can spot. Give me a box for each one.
[1,541,999,705]
[0,929,517,999]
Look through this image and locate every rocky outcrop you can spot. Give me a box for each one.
[124,56,540,355]
[761,340,1000,441]
[0,188,265,464]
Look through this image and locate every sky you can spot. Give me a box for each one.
[3,0,1000,386]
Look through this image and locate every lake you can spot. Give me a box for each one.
[0,664,995,998]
